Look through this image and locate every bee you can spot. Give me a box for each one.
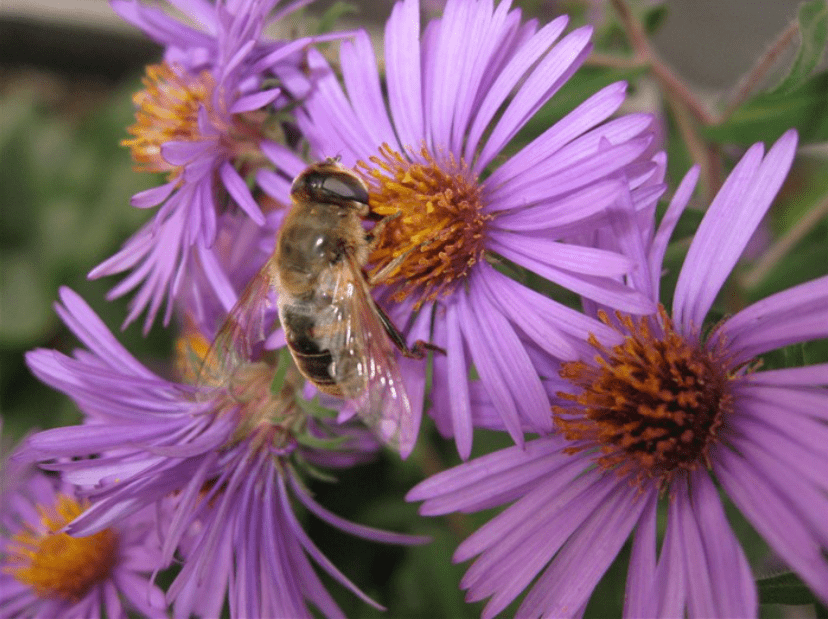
[201,158,435,451]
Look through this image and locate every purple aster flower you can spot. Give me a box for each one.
[408,129,828,617]
[91,0,329,332]
[19,287,427,618]
[0,446,166,619]
[296,0,664,458]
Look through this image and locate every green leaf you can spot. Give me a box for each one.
[295,431,350,450]
[643,4,669,34]
[757,571,819,606]
[770,0,828,95]
[703,71,828,145]
[296,394,339,420]
[270,346,293,394]
[316,1,359,34]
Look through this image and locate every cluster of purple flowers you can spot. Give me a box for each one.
[3,0,826,617]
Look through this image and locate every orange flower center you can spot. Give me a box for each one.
[357,144,492,308]
[4,494,118,602]
[123,62,215,177]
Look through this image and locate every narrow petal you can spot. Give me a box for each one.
[716,446,828,604]
[674,129,798,331]
[462,14,568,163]
[340,31,397,149]
[491,237,656,314]
[406,437,566,506]
[683,470,757,618]
[219,161,265,225]
[130,181,178,208]
[288,476,430,545]
[745,364,828,386]
[515,476,644,619]
[444,299,474,459]
[648,165,699,299]
[477,26,593,170]
[229,87,281,114]
[385,0,424,149]
[623,493,658,617]
[719,274,828,363]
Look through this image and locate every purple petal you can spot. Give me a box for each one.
[719,274,828,363]
[406,437,566,504]
[674,129,798,332]
[494,178,624,234]
[288,475,430,545]
[623,493,658,617]
[340,31,398,149]
[462,15,568,163]
[648,165,699,298]
[130,181,178,208]
[161,139,209,166]
[715,446,828,603]
[476,264,578,360]
[491,237,656,314]
[486,135,654,213]
[485,82,634,190]
[444,299,474,459]
[384,0,424,149]
[229,87,281,114]
[514,475,644,619]
[219,161,265,225]
[683,470,756,617]
[477,26,592,170]
[276,475,385,610]
[745,364,828,386]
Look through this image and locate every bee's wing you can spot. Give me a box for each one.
[327,254,416,452]
[197,256,280,389]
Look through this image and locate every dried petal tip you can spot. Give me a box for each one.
[359,144,492,307]
[4,495,118,602]
[554,307,734,489]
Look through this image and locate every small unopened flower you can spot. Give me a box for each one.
[92,0,321,332]
[0,454,165,618]
[408,130,828,617]
[20,288,427,618]
[297,0,662,457]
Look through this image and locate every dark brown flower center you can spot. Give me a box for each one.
[554,307,734,490]
[357,144,492,308]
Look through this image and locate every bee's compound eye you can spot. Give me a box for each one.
[319,173,369,205]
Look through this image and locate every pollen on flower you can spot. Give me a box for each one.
[553,307,734,490]
[4,494,118,602]
[123,62,215,176]
[356,144,492,308]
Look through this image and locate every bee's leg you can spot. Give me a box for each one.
[373,302,446,358]
[363,211,402,249]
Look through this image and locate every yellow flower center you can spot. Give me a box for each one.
[123,62,215,177]
[4,494,118,602]
[554,307,734,490]
[357,144,492,308]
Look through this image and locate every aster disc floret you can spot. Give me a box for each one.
[0,456,165,619]
[554,307,733,489]
[408,130,828,617]
[298,0,663,458]
[91,0,325,332]
[20,288,427,618]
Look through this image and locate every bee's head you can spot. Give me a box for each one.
[290,158,370,214]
